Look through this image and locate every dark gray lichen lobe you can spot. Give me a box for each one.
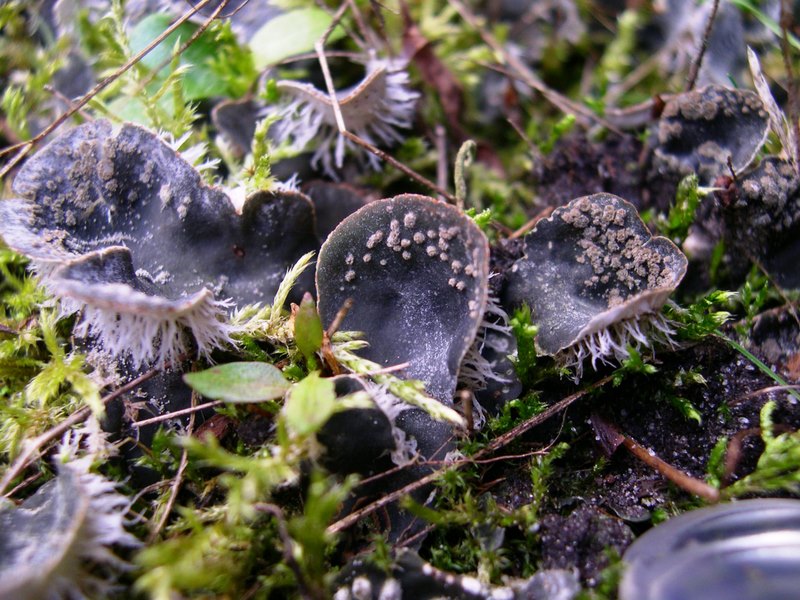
[559,196,678,308]
[504,193,687,368]
[652,85,769,184]
[722,156,800,287]
[0,120,318,365]
[317,195,489,404]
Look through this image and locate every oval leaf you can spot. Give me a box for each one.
[249,8,344,69]
[183,362,290,403]
[284,372,335,436]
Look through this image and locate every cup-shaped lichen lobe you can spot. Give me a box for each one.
[5,120,319,305]
[316,195,490,404]
[0,120,321,365]
[653,85,769,184]
[231,190,318,304]
[0,469,88,600]
[725,157,800,287]
[504,193,688,358]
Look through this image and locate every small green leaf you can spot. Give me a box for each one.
[129,15,254,100]
[183,362,290,403]
[294,292,323,362]
[283,372,335,436]
[249,8,344,69]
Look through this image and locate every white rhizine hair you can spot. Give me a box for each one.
[559,311,680,381]
[271,57,419,178]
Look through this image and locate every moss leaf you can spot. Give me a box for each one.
[294,292,323,361]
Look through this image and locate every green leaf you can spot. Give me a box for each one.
[129,15,254,100]
[294,292,323,362]
[657,174,700,242]
[249,8,344,69]
[283,372,335,436]
[183,362,290,403]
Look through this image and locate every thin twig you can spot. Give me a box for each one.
[0,0,216,178]
[131,0,232,99]
[449,0,622,135]
[327,376,611,534]
[312,3,458,202]
[42,85,95,121]
[509,206,555,239]
[722,427,761,486]
[686,0,721,91]
[255,503,323,600]
[4,471,44,500]
[435,124,448,202]
[459,390,474,436]
[733,384,800,404]
[726,155,738,184]
[342,131,457,202]
[148,390,198,542]
[357,361,411,376]
[622,435,719,501]
[592,413,720,502]
[326,298,354,338]
[0,366,160,496]
[132,400,224,428]
[315,2,351,134]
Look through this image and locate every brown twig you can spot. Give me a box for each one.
[0,366,161,496]
[148,390,199,542]
[591,413,720,502]
[131,0,233,100]
[435,124,448,202]
[449,0,623,135]
[726,155,738,184]
[459,390,474,436]
[343,131,457,202]
[686,0,721,91]
[326,298,354,339]
[42,85,95,121]
[312,5,458,202]
[327,376,611,534]
[722,427,761,486]
[132,400,224,428]
[0,0,217,179]
[733,384,800,404]
[509,206,555,240]
[255,503,324,600]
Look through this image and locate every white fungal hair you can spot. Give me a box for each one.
[559,310,680,381]
[458,295,514,391]
[20,419,141,600]
[360,380,419,466]
[57,282,238,368]
[271,56,419,178]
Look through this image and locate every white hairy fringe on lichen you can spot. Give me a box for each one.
[560,311,680,381]
[272,57,419,178]
[458,295,513,392]
[72,291,237,368]
[49,418,140,598]
[361,380,418,466]
[164,130,220,174]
